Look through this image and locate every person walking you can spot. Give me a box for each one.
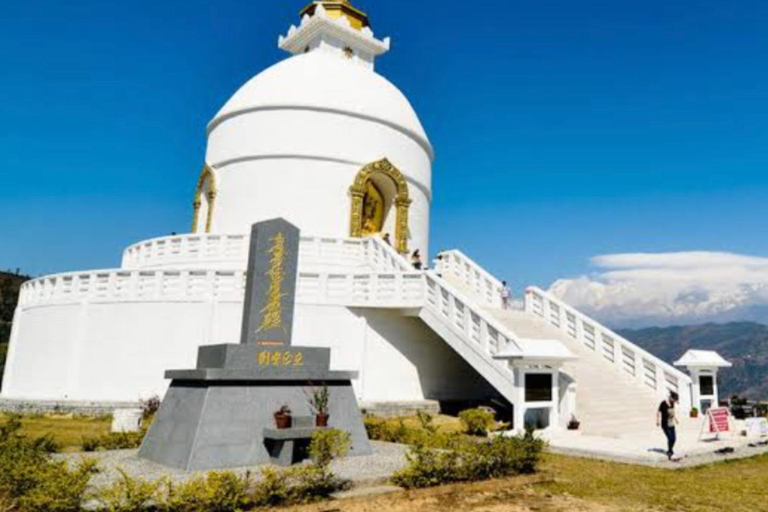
[657,391,680,460]
[411,249,423,270]
[500,281,512,309]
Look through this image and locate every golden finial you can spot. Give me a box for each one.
[300,1,369,30]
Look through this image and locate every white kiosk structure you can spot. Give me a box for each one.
[674,350,732,414]
[1,1,729,436]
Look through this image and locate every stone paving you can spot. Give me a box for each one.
[542,418,768,468]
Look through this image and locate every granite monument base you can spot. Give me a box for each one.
[138,344,372,471]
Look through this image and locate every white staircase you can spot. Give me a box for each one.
[435,249,694,438]
[490,310,661,437]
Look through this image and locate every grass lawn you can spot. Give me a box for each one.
[540,452,768,512]
[349,414,768,512]
[284,453,768,512]
[3,412,766,511]
[0,413,111,452]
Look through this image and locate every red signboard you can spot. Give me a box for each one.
[708,407,730,433]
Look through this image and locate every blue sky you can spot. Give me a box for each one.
[2,0,768,301]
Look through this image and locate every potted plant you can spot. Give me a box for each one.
[567,415,581,430]
[274,405,292,429]
[690,407,699,418]
[308,384,330,427]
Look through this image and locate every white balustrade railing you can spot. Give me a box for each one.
[24,234,524,394]
[121,233,408,272]
[364,236,412,272]
[434,250,504,308]
[17,268,425,309]
[525,286,691,402]
[121,234,248,269]
[424,272,520,358]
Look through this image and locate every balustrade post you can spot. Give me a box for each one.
[181,270,190,300]
[463,303,471,339]
[655,365,665,393]
[574,315,583,344]
[154,272,164,300]
[370,273,379,304]
[107,272,117,298]
[180,235,189,263]
[613,336,622,370]
[558,306,567,333]
[480,319,490,352]
[205,270,216,301]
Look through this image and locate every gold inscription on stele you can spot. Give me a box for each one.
[257,351,304,367]
[257,232,286,336]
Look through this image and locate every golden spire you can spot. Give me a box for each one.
[300,1,369,30]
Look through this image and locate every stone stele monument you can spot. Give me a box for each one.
[138,218,372,471]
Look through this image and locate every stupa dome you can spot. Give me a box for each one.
[208,51,432,156]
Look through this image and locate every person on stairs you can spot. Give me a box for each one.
[411,250,423,270]
[657,391,680,460]
[501,281,512,309]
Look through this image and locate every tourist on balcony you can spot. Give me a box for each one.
[501,281,512,309]
[411,250,423,270]
[657,391,680,460]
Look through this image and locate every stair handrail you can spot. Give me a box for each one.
[434,249,504,308]
[525,286,692,403]
[364,236,412,272]
[423,270,523,359]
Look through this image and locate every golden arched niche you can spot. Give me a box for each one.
[191,164,218,233]
[349,158,411,254]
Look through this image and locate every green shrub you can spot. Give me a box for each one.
[81,431,144,452]
[159,471,252,512]
[95,469,159,512]
[459,408,496,436]
[250,468,289,508]
[251,465,347,507]
[416,410,438,434]
[390,443,460,489]
[309,428,351,467]
[364,414,460,449]
[391,430,545,489]
[0,415,97,512]
[285,464,347,503]
[14,458,97,512]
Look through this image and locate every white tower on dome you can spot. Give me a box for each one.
[198,0,434,256]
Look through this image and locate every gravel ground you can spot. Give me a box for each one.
[57,441,410,489]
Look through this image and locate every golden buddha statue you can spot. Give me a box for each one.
[361,181,384,235]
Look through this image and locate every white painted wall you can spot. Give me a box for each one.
[2,300,496,404]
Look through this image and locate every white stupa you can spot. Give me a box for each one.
[2,1,724,434]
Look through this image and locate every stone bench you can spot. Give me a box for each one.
[263,416,326,466]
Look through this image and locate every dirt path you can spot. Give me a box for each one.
[284,475,617,512]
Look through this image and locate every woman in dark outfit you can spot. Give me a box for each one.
[411,250,423,270]
[656,391,680,460]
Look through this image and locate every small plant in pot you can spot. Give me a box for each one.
[690,407,699,418]
[567,415,581,430]
[274,405,292,429]
[308,384,330,427]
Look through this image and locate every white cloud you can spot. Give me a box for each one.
[548,251,768,328]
